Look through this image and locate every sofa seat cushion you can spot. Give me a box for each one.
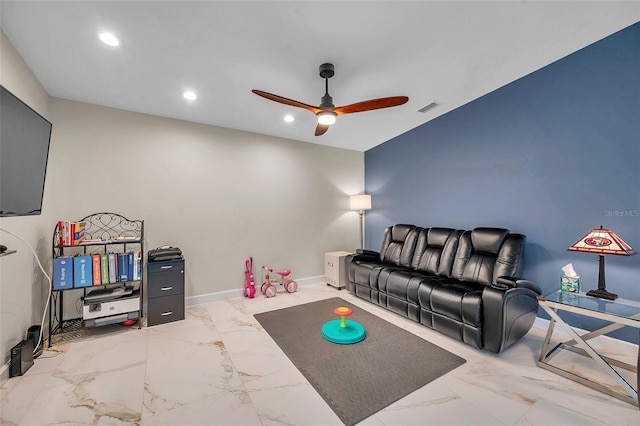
[347,260,380,300]
[372,268,423,321]
[350,262,409,302]
[377,269,421,304]
[419,278,483,327]
[415,277,483,348]
[349,259,385,287]
[431,312,483,349]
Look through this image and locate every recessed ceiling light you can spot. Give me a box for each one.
[98,32,120,47]
[284,115,294,123]
[183,91,197,101]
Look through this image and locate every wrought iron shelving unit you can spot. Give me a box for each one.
[49,212,144,347]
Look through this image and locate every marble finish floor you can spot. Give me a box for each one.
[1,282,638,425]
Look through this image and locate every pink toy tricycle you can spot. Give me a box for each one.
[261,265,298,298]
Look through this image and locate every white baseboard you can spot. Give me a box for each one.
[0,362,9,384]
[185,275,325,306]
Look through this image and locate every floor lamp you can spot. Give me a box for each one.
[350,194,371,250]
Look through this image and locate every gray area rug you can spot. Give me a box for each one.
[254,297,466,425]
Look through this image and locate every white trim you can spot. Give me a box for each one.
[185,275,325,306]
[0,363,9,384]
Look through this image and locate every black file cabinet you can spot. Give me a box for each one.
[147,259,185,326]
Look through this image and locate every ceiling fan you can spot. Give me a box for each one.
[252,63,409,136]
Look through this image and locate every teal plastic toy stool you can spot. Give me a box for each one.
[321,306,366,344]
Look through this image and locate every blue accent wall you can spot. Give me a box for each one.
[365,23,639,342]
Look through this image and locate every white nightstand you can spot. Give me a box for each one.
[324,251,351,290]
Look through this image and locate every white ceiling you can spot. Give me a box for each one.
[1,1,638,152]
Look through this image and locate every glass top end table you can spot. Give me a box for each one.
[537,290,639,408]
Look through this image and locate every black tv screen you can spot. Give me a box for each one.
[0,85,52,217]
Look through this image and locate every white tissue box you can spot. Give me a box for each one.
[561,275,581,292]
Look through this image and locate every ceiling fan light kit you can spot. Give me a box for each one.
[252,63,408,136]
[317,111,336,125]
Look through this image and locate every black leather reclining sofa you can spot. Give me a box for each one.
[346,225,542,353]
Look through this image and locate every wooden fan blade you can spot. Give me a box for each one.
[334,96,409,115]
[252,90,322,114]
[315,123,330,136]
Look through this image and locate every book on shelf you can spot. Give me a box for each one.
[59,220,70,246]
[56,220,87,246]
[108,253,117,283]
[133,250,142,280]
[57,221,65,246]
[65,221,71,246]
[127,252,134,281]
[117,253,129,282]
[73,222,86,245]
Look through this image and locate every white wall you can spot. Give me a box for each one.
[0,30,52,372]
[1,29,365,376]
[47,98,364,301]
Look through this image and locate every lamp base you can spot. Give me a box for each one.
[586,288,618,300]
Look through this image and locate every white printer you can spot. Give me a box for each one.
[82,285,140,327]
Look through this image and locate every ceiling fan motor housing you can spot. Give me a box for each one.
[320,93,334,108]
[319,63,335,107]
[319,63,335,79]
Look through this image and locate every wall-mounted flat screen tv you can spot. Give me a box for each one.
[0,85,52,217]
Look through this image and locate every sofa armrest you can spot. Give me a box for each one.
[345,250,381,294]
[349,249,380,262]
[482,278,541,353]
[495,276,542,295]
[356,248,379,256]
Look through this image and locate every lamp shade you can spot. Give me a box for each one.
[568,226,636,256]
[567,226,636,301]
[350,194,372,211]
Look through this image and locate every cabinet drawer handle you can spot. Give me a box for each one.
[160,286,173,291]
[160,265,173,269]
[161,311,173,316]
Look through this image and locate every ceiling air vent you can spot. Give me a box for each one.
[418,102,438,113]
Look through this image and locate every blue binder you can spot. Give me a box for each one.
[73,256,92,288]
[53,257,73,290]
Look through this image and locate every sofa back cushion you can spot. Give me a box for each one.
[452,228,525,285]
[379,224,419,268]
[411,228,461,276]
